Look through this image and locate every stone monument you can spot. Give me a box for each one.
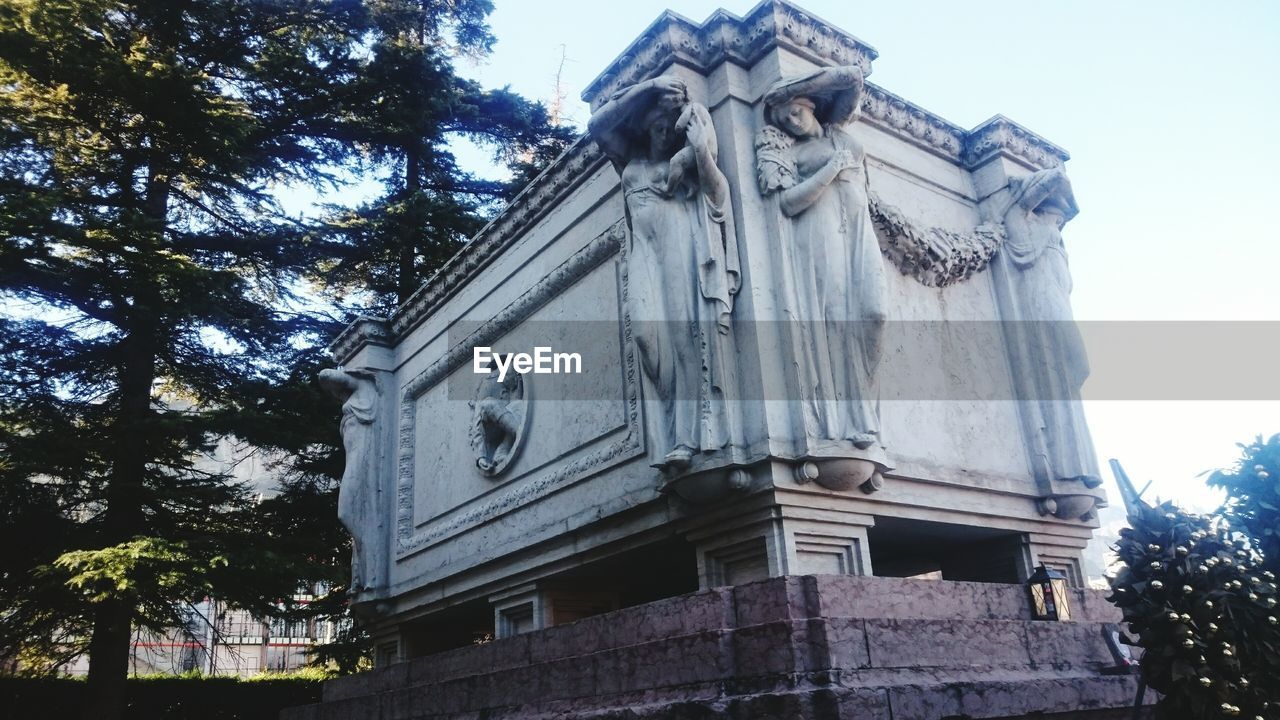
[286,2,1141,717]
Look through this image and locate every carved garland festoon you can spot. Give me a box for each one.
[869,194,1006,288]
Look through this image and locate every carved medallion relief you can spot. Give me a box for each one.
[468,366,530,477]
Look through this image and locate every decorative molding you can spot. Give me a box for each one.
[859,83,966,163]
[582,0,878,111]
[395,221,642,557]
[332,5,1067,362]
[859,92,1067,172]
[963,115,1070,170]
[580,1,1065,172]
[870,193,1005,288]
[328,317,392,365]
[388,137,609,339]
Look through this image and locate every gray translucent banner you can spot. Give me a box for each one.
[439,321,1280,401]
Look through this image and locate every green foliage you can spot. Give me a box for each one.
[0,674,322,720]
[314,0,576,311]
[0,0,365,705]
[242,665,334,683]
[0,0,573,706]
[1109,501,1280,718]
[55,538,226,615]
[1209,435,1280,572]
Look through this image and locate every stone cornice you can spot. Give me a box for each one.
[582,0,879,111]
[859,90,1067,172]
[580,0,1067,171]
[328,317,392,365]
[387,135,608,339]
[964,115,1070,170]
[859,83,967,164]
[328,3,1070,360]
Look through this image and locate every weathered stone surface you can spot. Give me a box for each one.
[885,676,1140,719]
[314,0,1110,635]
[865,618,1033,669]
[812,575,1121,623]
[284,577,1147,720]
[299,1,1130,718]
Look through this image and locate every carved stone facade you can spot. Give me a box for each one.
[392,221,643,558]
[313,6,1112,712]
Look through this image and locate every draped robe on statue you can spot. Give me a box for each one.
[590,80,740,469]
[998,168,1101,488]
[756,67,888,449]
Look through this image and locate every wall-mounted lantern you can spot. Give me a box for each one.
[1027,565,1072,621]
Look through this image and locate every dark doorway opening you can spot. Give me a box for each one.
[868,516,1026,584]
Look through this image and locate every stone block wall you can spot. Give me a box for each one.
[282,576,1150,719]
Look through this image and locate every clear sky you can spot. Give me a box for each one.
[446,0,1280,530]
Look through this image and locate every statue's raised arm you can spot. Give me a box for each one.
[675,102,729,214]
[762,65,863,127]
[588,75,689,173]
[1010,167,1075,215]
[587,75,740,472]
[1002,167,1079,269]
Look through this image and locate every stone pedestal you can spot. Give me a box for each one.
[282,576,1150,719]
[687,465,877,588]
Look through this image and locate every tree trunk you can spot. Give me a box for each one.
[81,169,166,720]
[82,329,155,720]
[81,598,133,720]
[396,149,422,305]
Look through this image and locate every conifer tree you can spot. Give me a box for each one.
[241,0,576,668]
[316,0,576,312]
[2,1,576,712]
[0,2,366,717]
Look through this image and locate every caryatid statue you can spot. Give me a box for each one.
[318,367,383,592]
[755,66,889,451]
[995,167,1102,491]
[588,76,741,472]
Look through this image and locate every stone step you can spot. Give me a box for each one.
[284,577,1143,720]
[321,616,1117,705]
[322,576,1119,704]
[285,670,1143,720]
[290,621,1125,718]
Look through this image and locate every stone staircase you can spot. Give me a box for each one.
[281,575,1150,719]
